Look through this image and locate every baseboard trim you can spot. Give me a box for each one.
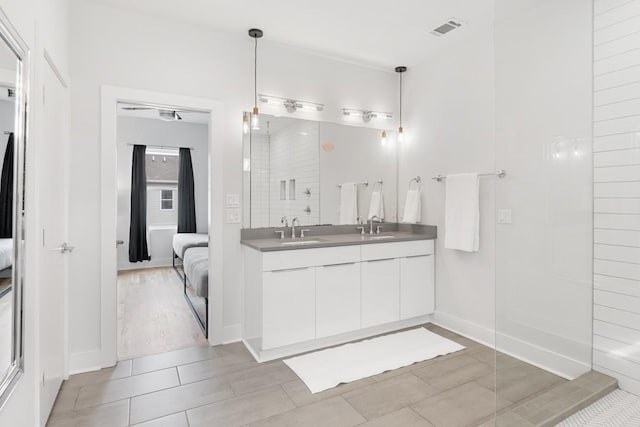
[433,311,590,380]
[223,324,242,344]
[433,311,495,348]
[69,349,103,375]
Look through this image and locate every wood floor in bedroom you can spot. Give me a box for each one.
[117,267,207,360]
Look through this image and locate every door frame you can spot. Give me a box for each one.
[100,86,224,367]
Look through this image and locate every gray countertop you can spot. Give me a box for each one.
[241,224,437,252]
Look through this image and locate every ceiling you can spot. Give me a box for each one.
[93,0,493,69]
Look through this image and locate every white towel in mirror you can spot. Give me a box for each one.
[444,173,479,252]
[402,189,421,223]
[339,183,358,224]
[368,191,384,220]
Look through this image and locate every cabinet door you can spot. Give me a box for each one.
[361,258,400,328]
[263,267,315,349]
[400,255,435,319]
[316,262,361,338]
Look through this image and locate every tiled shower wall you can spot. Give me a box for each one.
[250,134,270,227]
[268,121,320,226]
[592,0,640,395]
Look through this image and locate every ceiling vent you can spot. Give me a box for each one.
[430,18,463,37]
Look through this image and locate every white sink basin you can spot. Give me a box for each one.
[369,235,395,240]
[280,240,322,246]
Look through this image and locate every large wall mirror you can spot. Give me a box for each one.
[0,11,28,407]
[242,114,398,228]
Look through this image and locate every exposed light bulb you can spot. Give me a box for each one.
[251,107,260,130]
[398,127,404,143]
[381,130,387,146]
[242,114,249,134]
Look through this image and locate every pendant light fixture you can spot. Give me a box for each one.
[248,28,263,131]
[380,129,388,146]
[396,66,407,142]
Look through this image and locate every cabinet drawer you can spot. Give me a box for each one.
[361,240,433,261]
[263,245,360,271]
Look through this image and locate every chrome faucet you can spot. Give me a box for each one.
[369,215,382,235]
[291,217,300,239]
[281,216,288,228]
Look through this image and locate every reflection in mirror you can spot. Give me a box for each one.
[0,13,27,407]
[242,114,397,228]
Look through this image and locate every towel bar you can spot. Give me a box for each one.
[432,169,506,182]
[337,181,368,188]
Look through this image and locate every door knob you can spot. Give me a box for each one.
[116,240,124,247]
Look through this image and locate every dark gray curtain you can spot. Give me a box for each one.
[177,147,196,233]
[0,133,14,238]
[129,145,150,262]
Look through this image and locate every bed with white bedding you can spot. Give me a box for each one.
[172,233,208,260]
[0,238,12,272]
[183,246,209,337]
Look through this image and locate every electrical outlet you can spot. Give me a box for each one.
[497,209,512,224]
[226,208,241,224]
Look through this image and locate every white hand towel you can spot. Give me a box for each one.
[368,191,385,220]
[339,183,358,224]
[402,189,421,223]
[444,173,479,252]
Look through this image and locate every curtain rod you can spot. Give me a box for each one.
[126,143,194,150]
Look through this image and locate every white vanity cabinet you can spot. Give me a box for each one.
[263,267,315,349]
[361,258,400,328]
[242,238,435,361]
[400,255,435,319]
[316,262,361,338]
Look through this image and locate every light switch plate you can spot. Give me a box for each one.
[497,209,512,224]
[226,194,240,208]
[226,208,241,224]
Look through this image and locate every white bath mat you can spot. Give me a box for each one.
[283,327,465,394]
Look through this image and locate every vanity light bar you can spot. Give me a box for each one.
[342,108,393,122]
[259,94,324,112]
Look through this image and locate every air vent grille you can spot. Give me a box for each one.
[430,18,463,37]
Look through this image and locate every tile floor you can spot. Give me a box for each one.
[48,324,571,427]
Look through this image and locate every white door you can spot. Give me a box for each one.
[262,267,315,349]
[316,262,360,338]
[39,61,69,423]
[361,258,400,328]
[400,255,435,319]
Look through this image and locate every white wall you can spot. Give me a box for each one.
[592,0,640,395]
[0,0,70,426]
[320,123,398,224]
[116,116,208,270]
[398,25,497,345]
[494,0,593,377]
[68,0,396,367]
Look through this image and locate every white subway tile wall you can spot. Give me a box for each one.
[593,0,640,395]
[250,134,271,227]
[268,121,320,227]
[248,121,320,227]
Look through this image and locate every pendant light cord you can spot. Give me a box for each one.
[254,37,258,109]
[399,71,403,129]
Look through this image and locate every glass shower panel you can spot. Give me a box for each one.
[493,0,594,423]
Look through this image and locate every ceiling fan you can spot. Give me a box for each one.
[120,106,189,121]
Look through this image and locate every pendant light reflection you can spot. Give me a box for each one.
[247,28,263,132]
[396,66,407,143]
[242,112,250,134]
[381,130,387,146]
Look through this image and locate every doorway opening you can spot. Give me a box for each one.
[115,102,210,360]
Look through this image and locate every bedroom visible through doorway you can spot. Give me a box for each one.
[115,102,210,360]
